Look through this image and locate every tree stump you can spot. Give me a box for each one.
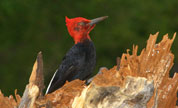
[0,33,177,108]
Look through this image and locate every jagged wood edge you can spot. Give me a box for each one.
[18,52,44,108]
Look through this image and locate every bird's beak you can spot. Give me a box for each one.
[88,16,108,26]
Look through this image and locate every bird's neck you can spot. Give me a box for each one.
[74,34,91,44]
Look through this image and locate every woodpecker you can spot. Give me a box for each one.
[46,16,108,94]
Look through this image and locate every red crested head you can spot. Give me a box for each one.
[65,16,108,44]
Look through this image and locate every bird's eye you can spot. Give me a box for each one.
[74,27,80,31]
[77,22,85,26]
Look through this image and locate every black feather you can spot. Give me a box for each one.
[46,39,96,94]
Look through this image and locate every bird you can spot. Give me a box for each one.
[46,16,108,94]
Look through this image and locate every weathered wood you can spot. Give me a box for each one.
[29,51,44,97]
[0,33,177,108]
[18,52,44,108]
[116,57,121,71]
[36,33,177,108]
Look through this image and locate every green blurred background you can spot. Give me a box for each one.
[0,0,178,96]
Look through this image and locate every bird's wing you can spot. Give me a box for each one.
[45,65,76,94]
[45,69,58,94]
[46,46,85,94]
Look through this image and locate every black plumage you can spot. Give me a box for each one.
[46,39,96,94]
